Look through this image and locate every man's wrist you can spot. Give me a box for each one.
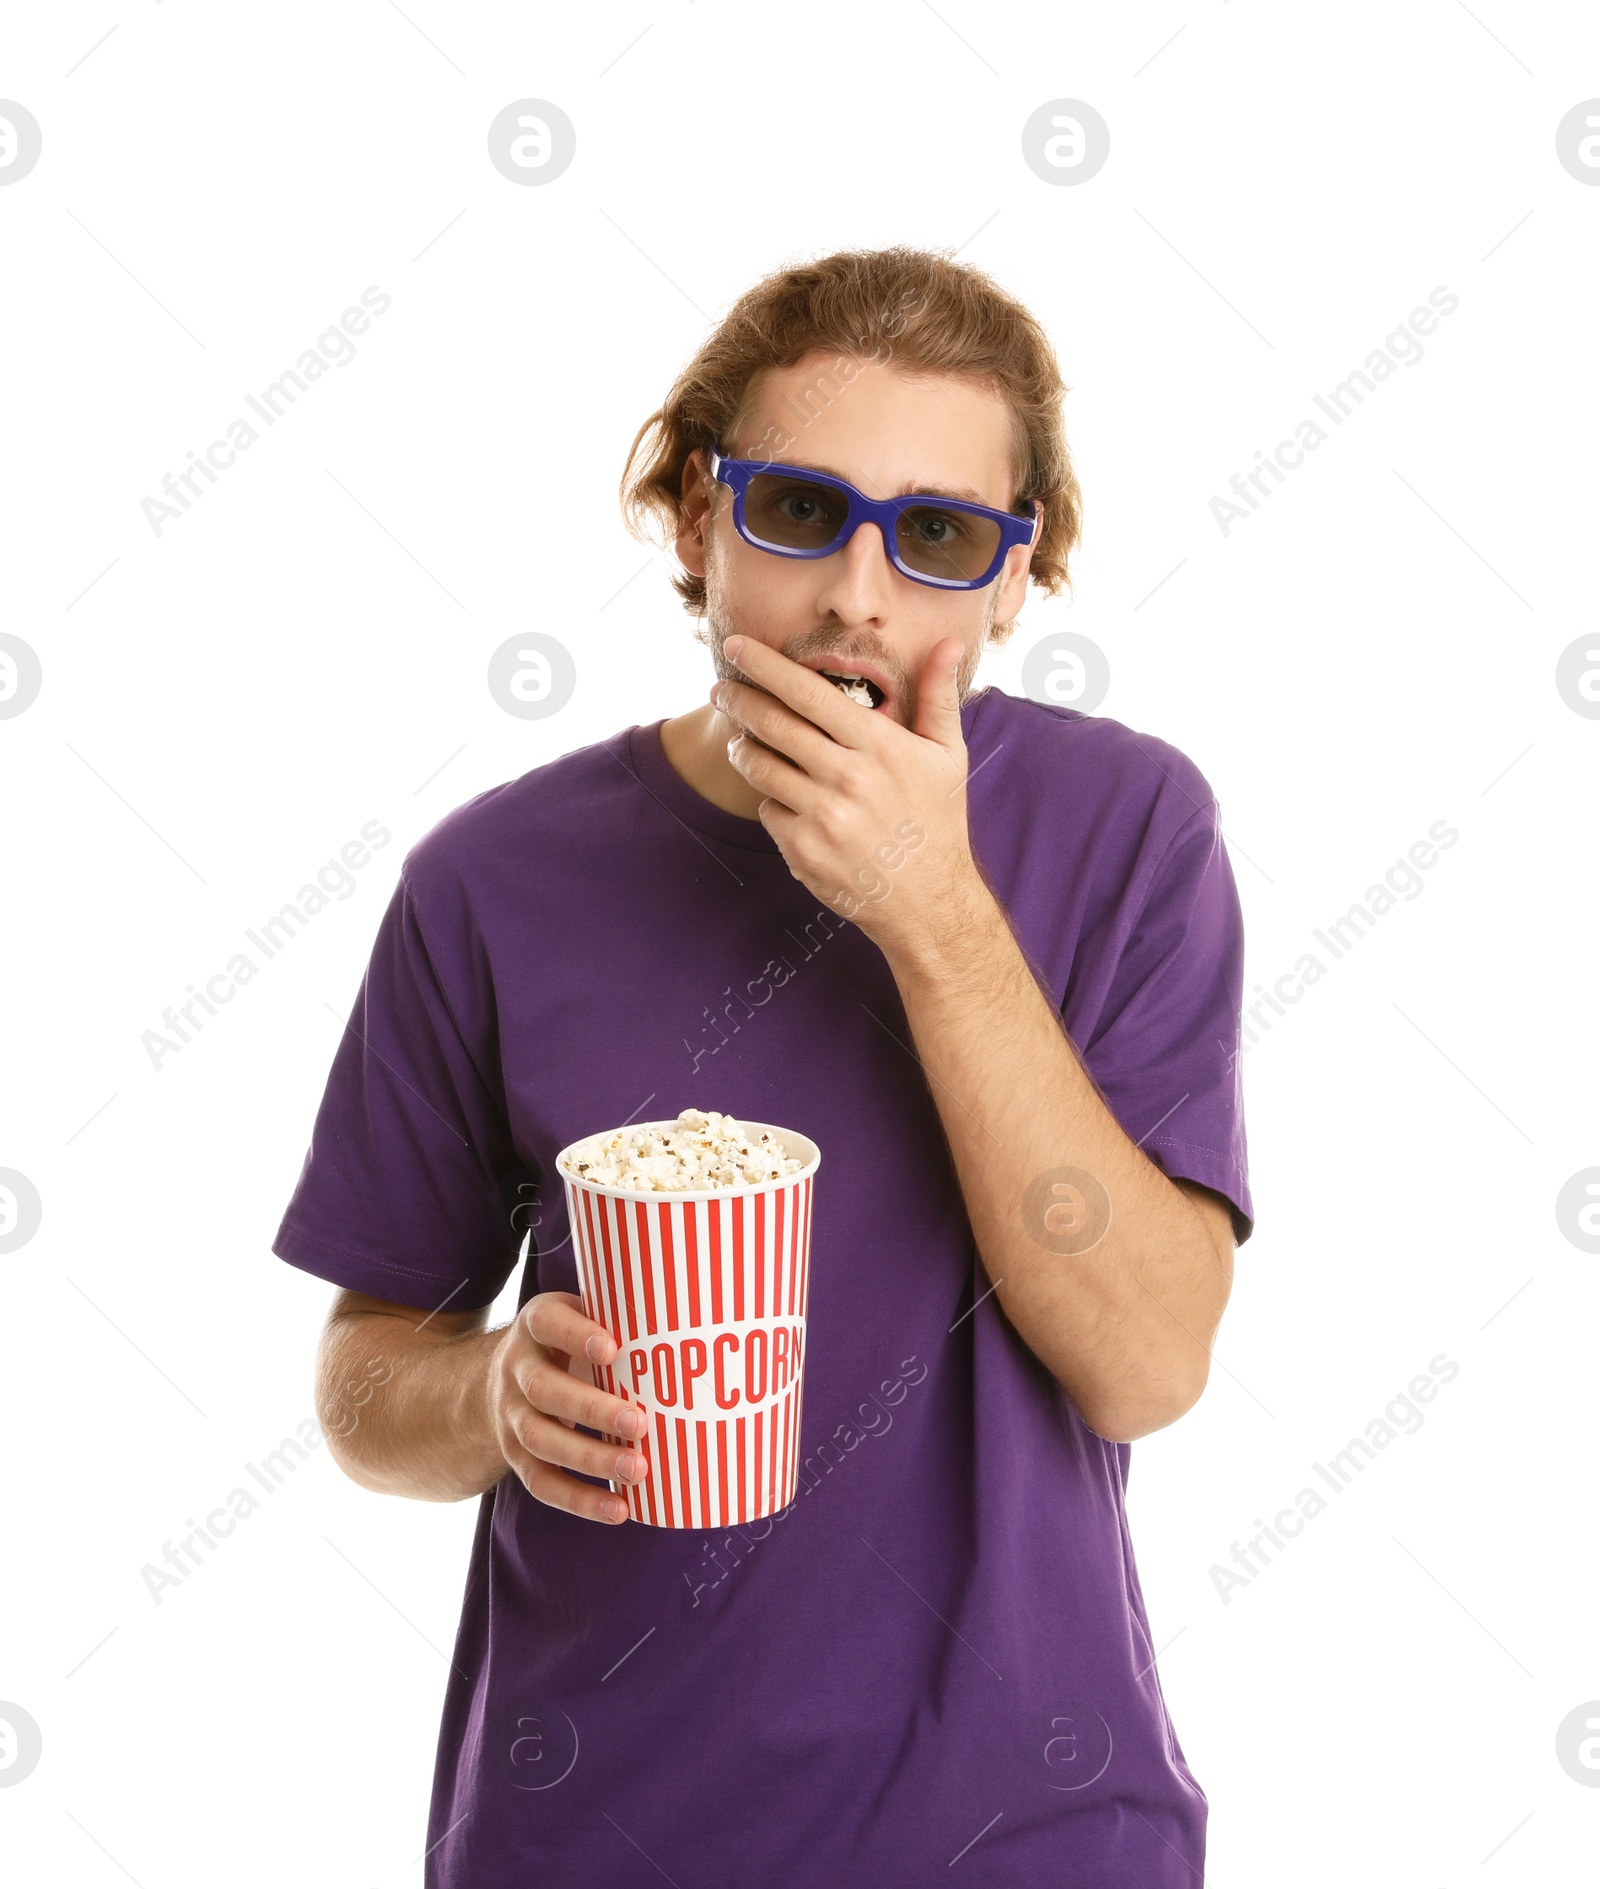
[876,862,1007,985]
[327,1318,509,1503]
[454,1324,512,1495]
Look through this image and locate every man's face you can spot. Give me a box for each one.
[674,354,1034,729]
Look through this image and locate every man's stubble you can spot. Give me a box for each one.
[698,526,999,731]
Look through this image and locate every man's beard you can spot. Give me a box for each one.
[701,548,996,729]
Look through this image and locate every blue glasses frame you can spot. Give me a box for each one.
[708,450,1041,591]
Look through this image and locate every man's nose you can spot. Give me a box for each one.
[813,521,897,622]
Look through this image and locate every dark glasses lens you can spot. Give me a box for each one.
[894,504,1002,583]
[737,468,1012,586]
[744,473,851,550]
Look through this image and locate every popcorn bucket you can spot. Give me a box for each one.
[558,1120,821,1529]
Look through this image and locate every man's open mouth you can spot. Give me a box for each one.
[818,670,887,710]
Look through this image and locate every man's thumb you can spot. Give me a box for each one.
[914,638,965,747]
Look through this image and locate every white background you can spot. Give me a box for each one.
[2,3,1597,1884]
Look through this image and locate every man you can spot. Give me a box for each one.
[274,244,1252,1886]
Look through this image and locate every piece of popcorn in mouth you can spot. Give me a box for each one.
[820,670,878,707]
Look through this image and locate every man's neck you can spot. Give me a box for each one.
[658,706,766,821]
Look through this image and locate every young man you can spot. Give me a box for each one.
[273,245,1252,1887]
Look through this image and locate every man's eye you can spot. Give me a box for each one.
[910,511,967,543]
[773,487,840,525]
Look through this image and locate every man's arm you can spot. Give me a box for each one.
[882,881,1234,1444]
[708,632,1239,1444]
[315,1288,653,1518]
[316,1291,503,1501]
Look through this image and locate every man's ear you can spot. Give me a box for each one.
[674,449,715,579]
[991,539,1033,632]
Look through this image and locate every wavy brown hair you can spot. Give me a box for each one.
[618,245,1082,644]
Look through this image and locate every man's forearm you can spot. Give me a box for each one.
[318,1309,508,1502]
[880,871,1231,1442]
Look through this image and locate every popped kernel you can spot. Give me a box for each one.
[560,1109,803,1192]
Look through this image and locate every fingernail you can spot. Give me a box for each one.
[606,1499,628,1522]
[585,1334,610,1363]
[614,1451,642,1481]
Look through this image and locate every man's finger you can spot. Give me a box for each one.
[512,1351,648,1441]
[514,1408,650,1488]
[522,1291,616,1365]
[501,1434,631,1524]
[913,636,967,749]
[723,636,876,749]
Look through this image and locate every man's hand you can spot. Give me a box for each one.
[486,1292,650,1524]
[315,1287,648,1516]
[712,634,987,951]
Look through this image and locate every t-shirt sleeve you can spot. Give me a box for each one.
[271,868,530,1311]
[1077,801,1255,1246]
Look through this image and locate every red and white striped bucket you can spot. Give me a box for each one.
[559,1121,821,1529]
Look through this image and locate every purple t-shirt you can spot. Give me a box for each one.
[273,685,1252,1887]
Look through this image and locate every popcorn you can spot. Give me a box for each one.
[831,674,875,707]
[560,1108,803,1193]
